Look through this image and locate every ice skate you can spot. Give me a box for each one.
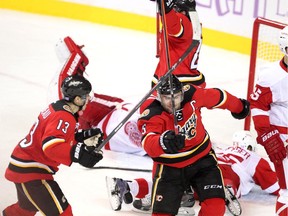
[225,185,242,216]
[105,176,133,211]
[132,193,152,214]
[178,189,196,216]
[132,191,195,215]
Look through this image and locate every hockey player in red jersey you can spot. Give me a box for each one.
[137,75,250,216]
[250,25,288,216]
[3,75,104,216]
[152,0,204,87]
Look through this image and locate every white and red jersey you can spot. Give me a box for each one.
[215,146,279,197]
[78,93,124,129]
[77,94,146,156]
[250,57,288,139]
[95,103,145,156]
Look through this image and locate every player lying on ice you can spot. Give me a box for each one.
[106,130,279,216]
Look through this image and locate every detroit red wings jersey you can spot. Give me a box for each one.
[153,10,204,87]
[78,93,123,129]
[216,146,279,196]
[138,84,244,168]
[250,58,288,136]
[5,100,78,183]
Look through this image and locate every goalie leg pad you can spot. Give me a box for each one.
[56,36,89,99]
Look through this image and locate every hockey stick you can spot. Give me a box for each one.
[92,166,152,173]
[156,2,160,58]
[159,0,178,132]
[95,39,199,152]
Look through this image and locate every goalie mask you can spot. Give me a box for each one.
[61,74,92,102]
[279,26,288,56]
[174,0,196,12]
[232,130,256,152]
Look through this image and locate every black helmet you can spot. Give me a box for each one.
[61,75,92,101]
[174,0,196,12]
[158,75,183,95]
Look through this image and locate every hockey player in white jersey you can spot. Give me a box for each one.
[216,130,280,198]
[250,25,288,216]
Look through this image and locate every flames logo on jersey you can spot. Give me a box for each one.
[182,84,190,92]
[140,109,150,118]
[178,100,197,140]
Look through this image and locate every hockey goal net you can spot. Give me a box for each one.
[244,17,287,131]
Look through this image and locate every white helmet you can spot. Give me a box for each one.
[279,26,288,56]
[232,130,256,152]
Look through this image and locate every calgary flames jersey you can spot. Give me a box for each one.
[5,100,78,183]
[138,84,244,168]
[153,10,204,87]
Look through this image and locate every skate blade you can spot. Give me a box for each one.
[105,176,121,211]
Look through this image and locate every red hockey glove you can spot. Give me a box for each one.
[159,130,185,154]
[257,128,287,164]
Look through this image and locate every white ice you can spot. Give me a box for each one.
[0,9,276,215]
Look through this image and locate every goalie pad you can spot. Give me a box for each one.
[55,36,89,99]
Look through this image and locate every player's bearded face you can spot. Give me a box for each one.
[79,94,90,111]
[159,92,183,113]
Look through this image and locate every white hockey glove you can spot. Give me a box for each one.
[75,128,104,147]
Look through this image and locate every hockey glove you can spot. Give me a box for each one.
[257,128,287,164]
[231,99,250,120]
[71,143,103,168]
[75,128,103,147]
[159,130,185,154]
[157,0,175,15]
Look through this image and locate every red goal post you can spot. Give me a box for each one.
[244,17,287,131]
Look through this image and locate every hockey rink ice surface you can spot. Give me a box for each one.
[0,9,278,215]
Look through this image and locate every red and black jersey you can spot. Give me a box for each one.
[5,100,78,183]
[138,85,244,168]
[153,10,204,87]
